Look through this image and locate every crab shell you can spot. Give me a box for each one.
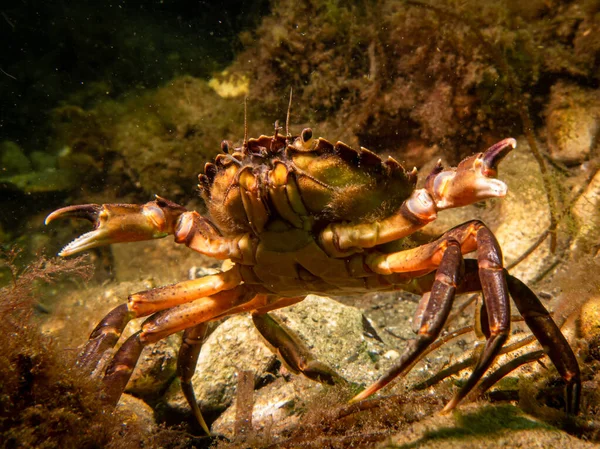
[199,132,417,237]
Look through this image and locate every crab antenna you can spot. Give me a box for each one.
[243,97,248,153]
[286,88,293,142]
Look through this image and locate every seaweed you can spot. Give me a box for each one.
[0,248,152,449]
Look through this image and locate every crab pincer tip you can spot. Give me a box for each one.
[482,137,517,171]
[45,204,103,226]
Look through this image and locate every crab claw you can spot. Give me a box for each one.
[425,138,516,210]
[46,197,187,257]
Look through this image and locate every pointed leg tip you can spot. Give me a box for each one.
[440,394,462,415]
[349,388,371,404]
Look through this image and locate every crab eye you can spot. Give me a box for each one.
[301,128,313,143]
[221,140,230,153]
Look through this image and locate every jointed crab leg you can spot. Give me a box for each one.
[351,239,464,402]
[441,225,510,412]
[100,286,257,406]
[252,312,344,385]
[139,285,256,343]
[128,266,242,316]
[178,322,216,435]
[77,304,135,371]
[76,268,243,370]
[352,221,511,411]
[506,275,580,414]
[414,264,580,414]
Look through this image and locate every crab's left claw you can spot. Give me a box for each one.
[46,197,187,257]
[425,138,517,210]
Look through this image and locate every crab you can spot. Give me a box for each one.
[46,122,581,435]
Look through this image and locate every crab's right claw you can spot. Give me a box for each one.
[45,197,187,257]
[425,138,517,210]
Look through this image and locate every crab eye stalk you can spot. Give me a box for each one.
[220,140,230,154]
[301,128,313,143]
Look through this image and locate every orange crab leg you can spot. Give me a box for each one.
[139,285,257,343]
[127,266,243,317]
[77,268,243,371]
[101,285,256,405]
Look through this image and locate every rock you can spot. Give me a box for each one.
[570,169,600,256]
[384,403,596,449]
[546,82,600,165]
[211,376,318,439]
[116,393,157,434]
[125,335,181,400]
[270,295,387,385]
[163,295,388,424]
[490,140,553,283]
[208,294,391,439]
[163,315,278,416]
[579,294,600,361]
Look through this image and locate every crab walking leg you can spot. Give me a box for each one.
[101,286,257,406]
[140,285,257,343]
[252,312,345,385]
[76,269,242,372]
[356,221,512,409]
[506,274,581,414]
[78,304,135,371]
[351,239,464,402]
[441,226,510,412]
[178,322,218,435]
[128,266,242,317]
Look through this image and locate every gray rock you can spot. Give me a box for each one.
[491,140,553,283]
[163,314,277,416]
[546,82,600,165]
[211,376,317,440]
[125,334,181,400]
[162,295,388,422]
[270,295,387,385]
